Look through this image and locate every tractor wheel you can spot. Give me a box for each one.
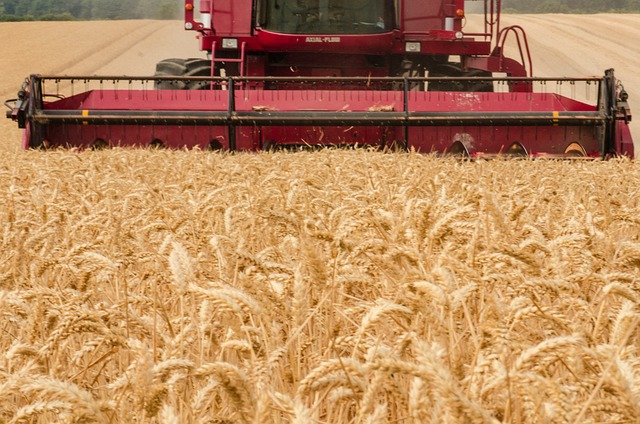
[154,58,212,90]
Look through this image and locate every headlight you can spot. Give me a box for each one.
[455,31,464,40]
[405,42,421,53]
[222,38,238,49]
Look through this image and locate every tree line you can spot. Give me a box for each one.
[1,0,639,21]
[0,0,181,21]
[504,0,640,13]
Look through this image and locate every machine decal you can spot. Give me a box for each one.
[305,37,341,43]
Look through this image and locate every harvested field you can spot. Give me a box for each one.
[1,16,640,423]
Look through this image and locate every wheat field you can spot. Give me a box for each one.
[1,148,639,423]
[2,16,640,424]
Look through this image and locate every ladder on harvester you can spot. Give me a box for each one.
[211,41,247,77]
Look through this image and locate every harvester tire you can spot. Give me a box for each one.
[156,58,187,74]
[428,63,463,91]
[155,58,188,89]
[154,58,212,90]
[184,59,213,90]
[465,68,494,92]
[428,63,493,92]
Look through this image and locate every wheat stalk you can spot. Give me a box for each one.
[2,149,640,422]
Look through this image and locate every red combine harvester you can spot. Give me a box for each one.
[5,0,634,157]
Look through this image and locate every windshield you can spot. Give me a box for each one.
[257,0,396,35]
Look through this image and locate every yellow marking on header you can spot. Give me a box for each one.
[82,110,89,125]
[553,111,559,126]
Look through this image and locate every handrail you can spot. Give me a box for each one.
[496,25,533,77]
[31,75,604,84]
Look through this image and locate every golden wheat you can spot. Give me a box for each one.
[0,148,639,423]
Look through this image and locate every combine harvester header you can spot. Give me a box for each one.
[5,0,634,158]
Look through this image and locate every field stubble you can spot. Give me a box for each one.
[0,149,640,422]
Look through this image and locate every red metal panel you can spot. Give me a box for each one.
[212,0,252,36]
[43,124,229,150]
[18,72,630,156]
[234,90,405,112]
[407,92,597,113]
[418,40,491,56]
[255,30,396,55]
[402,1,444,33]
[407,125,601,156]
[45,90,230,111]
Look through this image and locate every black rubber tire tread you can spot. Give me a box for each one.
[154,58,212,90]
[427,63,464,92]
[428,63,494,92]
[155,58,188,75]
[184,60,213,90]
[185,58,211,69]
[465,68,494,93]
[155,58,188,90]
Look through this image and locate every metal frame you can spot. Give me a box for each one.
[4,73,633,157]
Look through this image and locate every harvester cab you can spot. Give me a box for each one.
[4,0,634,157]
